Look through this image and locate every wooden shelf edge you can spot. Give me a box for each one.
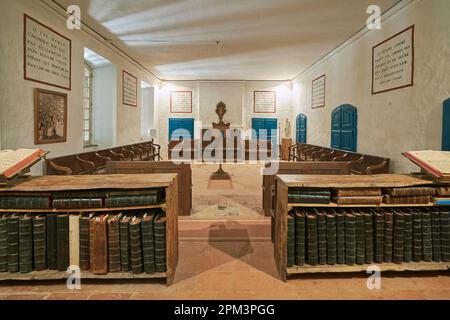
[0,203,166,213]
[0,271,167,281]
[287,203,440,208]
[287,262,450,275]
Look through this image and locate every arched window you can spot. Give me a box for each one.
[296,114,307,143]
[331,104,357,152]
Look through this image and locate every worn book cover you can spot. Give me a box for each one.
[334,188,382,197]
[69,215,80,267]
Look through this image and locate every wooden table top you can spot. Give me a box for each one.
[0,173,177,192]
[277,174,434,188]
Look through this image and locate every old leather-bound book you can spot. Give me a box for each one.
[393,211,405,264]
[295,210,306,266]
[326,213,337,265]
[334,188,382,197]
[363,211,374,264]
[412,209,423,262]
[154,213,167,272]
[306,212,318,266]
[105,194,158,208]
[334,210,346,265]
[287,212,295,267]
[33,215,47,271]
[440,210,450,262]
[0,215,7,272]
[422,211,433,262]
[437,187,450,197]
[53,199,103,210]
[384,195,431,205]
[119,215,133,271]
[19,215,33,273]
[344,213,356,266]
[69,215,80,267]
[374,211,385,264]
[56,215,70,272]
[107,214,122,272]
[335,196,383,205]
[79,214,92,271]
[0,196,50,209]
[384,187,436,197]
[315,209,327,265]
[402,210,413,262]
[7,215,20,273]
[430,209,442,262]
[130,216,143,274]
[141,212,156,274]
[46,213,58,270]
[91,215,108,275]
[383,210,394,263]
[355,212,365,265]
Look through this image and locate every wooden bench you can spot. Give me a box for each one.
[288,143,390,175]
[46,141,161,175]
[106,161,192,216]
[263,161,351,242]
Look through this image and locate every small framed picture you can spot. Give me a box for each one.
[34,88,68,145]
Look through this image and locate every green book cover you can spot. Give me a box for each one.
[7,215,19,273]
[295,211,306,266]
[141,211,156,274]
[19,215,33,273]
[0,215,8,272]
[287,213,295,267]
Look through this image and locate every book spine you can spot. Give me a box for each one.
[92,218,108,275]
[374,212,385,264]
[289,188,331,196]
[335,213,346,265]
[7,216,19,273]
[295,212,306,266]
[130,221,143,274]
[306,214,318,266]
[53,199,103,209]
[69,215,80,267]
[440,210,450,262]
[335,197,383,205]
[0,216,7,272]
[119,220,130,271]
[431,210,441,262]
[336,188,382,197]
[46,214,58,270]
[288,195,330,204]
[317,212,327,265]
[287,213,295,267]
[383,212,394,263]
[422,212,433,262]
[53,191,107,199]
[154,216,167,273]
[363,212,374,264]
[0,197,50,209]
[105,195,158,208]
[386,187,436,197]
[326,214,337,265]
[107,219,121,272]
[344,214,356,266]
[412,211,423,262]
[393,212,405,264]
[403,211,413,262]
[384,195,431,205]
[56,215,69,272]
[355,213,365,265]
[19,216,33,273]
[79,217,90,271]
[33,216,47,271]
[107,189,160,198]
[141,218,155,274]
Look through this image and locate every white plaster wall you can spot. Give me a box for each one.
[0,0,159,174]
[141,87,155,139]
[291,0,450,173]
[92,65,117,149]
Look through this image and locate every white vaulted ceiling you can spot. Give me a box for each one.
[53,0,400,80]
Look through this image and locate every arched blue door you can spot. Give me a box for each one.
[331,105,357,152]
[296,114,307,143]
[443,98,450,151]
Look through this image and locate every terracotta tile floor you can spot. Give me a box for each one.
[1,239,449,300]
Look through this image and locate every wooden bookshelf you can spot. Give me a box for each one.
[274,174,449,281]
[0,174,179,286]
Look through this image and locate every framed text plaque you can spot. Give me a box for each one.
[24,15,72,90]
[170,91,193,113]
[123,71,138,107]
[312,74,326,109]
[372,25,414,95]
[254,91,276,113]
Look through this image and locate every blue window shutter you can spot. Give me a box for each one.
[296,114,307,143]
[169,118,194,141]
[443,99,450,151]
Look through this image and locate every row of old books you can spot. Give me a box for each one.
[287,207,450,267]
[288,186,449,205]
[0,209,167,275]
[0,188,165,210]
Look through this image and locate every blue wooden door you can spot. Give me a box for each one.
[296,114,307,143]
[443,99,450,151]
[252,118,278,143]
[169,118,194,141]
[331,105,357,152]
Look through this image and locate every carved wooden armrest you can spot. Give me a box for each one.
[76,156,96,171]
[130,146,143,160]
[109,150,125,161]
[319,150,335,161]
[95,152,111,163]
[311,148,326,161]
[47,160,73,175]
[351,155,366,165]
[366,160,389,175]
[333,153,349,162]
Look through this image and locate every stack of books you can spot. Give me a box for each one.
[333,188,383,205]
[288,188,331,204]
[0,209,167,275]
[383,187,435,205]
[289,207,450,267]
